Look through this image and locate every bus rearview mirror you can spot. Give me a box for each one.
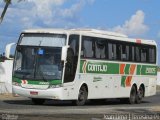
[5,42,16,60]
[61,45,69,62]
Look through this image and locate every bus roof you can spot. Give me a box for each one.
[23,28,156,46]
[23,28,127,37]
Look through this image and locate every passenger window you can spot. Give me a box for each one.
[121,45,129,61]
[149,47,156,63]
[135,46,141,62]
[95,39,106,59]
[108,43,117,60]
[116,44,121,60]
[141,47,148,62]
[82,37,94,58]
[131,46,135,61]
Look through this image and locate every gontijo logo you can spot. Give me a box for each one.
[82,61,108,73]
[88,64,108,72]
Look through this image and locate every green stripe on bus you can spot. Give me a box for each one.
[125,64,130,74]
[141,65,157,75]
[136,65,157,75]
[80,60,119,74]
[121,76,126,87]
[12,77,62,85]
[80,60,157,76]
[12,77,21,83]
[136,65,142,75]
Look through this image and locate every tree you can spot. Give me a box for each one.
[0,0,11,24]
[0,0,25,24]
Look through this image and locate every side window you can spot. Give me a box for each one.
[135,46,141,62]
[81,36,94,58]
[149,47,156,63]
[141,47,148,62]
[69,35,79,56]
[116,44,121,60]
[64,35,79,83]
[121,45,129,61]
[131,46,135,61]
[95,39,106,59]
[108,43,117,60]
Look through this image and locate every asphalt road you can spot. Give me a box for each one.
[0,92,160,120]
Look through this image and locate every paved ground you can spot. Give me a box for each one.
[0,86,160,120]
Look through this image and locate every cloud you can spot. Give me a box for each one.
[0,0,96,28]
[19,0,68,26]
[0,0,96,52]
[112,10,149,36]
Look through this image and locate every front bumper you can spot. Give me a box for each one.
[12,85,63,100]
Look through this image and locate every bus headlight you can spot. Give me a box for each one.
[49,84,63,88]
[12,82,21,86]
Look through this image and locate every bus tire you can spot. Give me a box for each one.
[32,98,45,105]
[129,85,137,104]
[73,86,88,106]
[136,86,144,104]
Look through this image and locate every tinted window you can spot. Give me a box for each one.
[135,46,141,62]
[121,45,129,61]
[108,43,117,60]
[95,39,106,59]
[64,35,79,83]
[149,47,156,63]
[82,37,94,58]
[81,36,156,64]
[131,46,135,61]
[141,47,148,62]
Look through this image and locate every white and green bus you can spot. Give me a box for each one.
[12,29,158,105]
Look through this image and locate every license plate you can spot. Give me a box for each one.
[30,91,38,95]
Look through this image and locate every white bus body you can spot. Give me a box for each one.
[12,29,158,105]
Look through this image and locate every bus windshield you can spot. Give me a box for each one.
[19,34,66,47]
[13,34,66,81]
[14,47,63,81]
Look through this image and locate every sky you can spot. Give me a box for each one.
[0,0,160,64]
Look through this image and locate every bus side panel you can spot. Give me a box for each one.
[113,76,131,98]
[86,74,115,99]
[62,76,81,100]
[131,76,157,97]
[77,74,131,99]
[61,75,157,100]
[145,77,157,97]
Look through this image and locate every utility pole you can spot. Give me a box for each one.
[0,0,11,24]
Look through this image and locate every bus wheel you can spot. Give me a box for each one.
[32,98,45,105]
[129,85,137,104]
[136,86,144,104]
[74,86,88,106]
